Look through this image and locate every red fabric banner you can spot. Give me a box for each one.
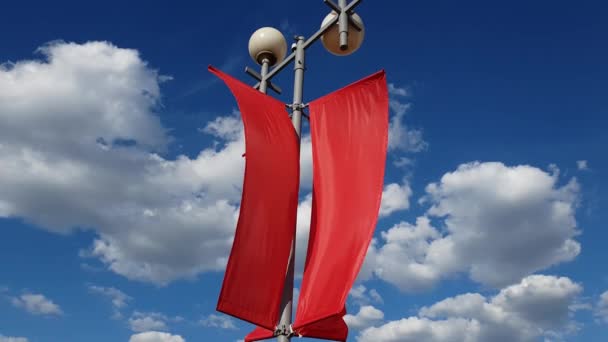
[293,70,389,333]
[209,66,300,330]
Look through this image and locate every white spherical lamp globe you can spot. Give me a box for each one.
[248,27,287,66]
[321,12,365,56]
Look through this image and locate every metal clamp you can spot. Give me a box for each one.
[285,103,309,111]
[274,324,295,338]
[285,104,310,121]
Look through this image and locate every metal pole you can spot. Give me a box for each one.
[338,0,349,50]
[259,58,270,94]
[276,36,305,342]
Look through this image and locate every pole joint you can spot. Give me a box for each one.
[285,103,308,111]
[274,324,295,338]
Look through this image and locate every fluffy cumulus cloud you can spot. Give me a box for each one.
[344,305,385,330]
[357,275,582,342]
[379,182,412,217]
[0,41,252,284]
[365,162,581,291]
[0,336,29,342]
[129,331,185,342]
[0,42,319,284]
[369,216,442,291]
[10,293,62,316]
[199,314,237,330]
[596,290,608,323]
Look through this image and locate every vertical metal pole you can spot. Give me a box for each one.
[338,0,349,50]
[276,36,305,342]
[259,58,270,94]
[290,38,305,138]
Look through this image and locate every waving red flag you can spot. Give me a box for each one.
[293,71,389,335]
[209,66,300,330]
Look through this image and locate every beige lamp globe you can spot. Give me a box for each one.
[320,11,365,56]
[248,27,287,66]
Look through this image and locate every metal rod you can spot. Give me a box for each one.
[338,0,349,50]
[276,36,305,342]
[324,0,341,13]
[259,58,270,93]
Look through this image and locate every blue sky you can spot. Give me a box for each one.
[1,1,607,341]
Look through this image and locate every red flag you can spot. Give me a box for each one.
[209,66,300,330]
[244,326,274,342]
[294,308,348,341]
[293,71,389,334]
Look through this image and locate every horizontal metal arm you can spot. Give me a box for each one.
[345,0,362,13]
[245,66,263,81]
[246,66,283,94]
[324,0,341,12]
[348,15,363,31]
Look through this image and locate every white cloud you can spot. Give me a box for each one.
[388,83,409,97]
[200,110,243,141]
[129,331,185,342]
[0,42,318,285]
[393,156,414,169]
[0,336,28,342]
[357,275,582,342]
[388,99,427,153]
[294,194,313,277]
[129,317,167,333]
[298,134,314,190]
[11,293,62,316]
[596,290,608,324]
[379,182,412,217]
[365,162,581,291]
[371,217,442,291]
[129,312,176,332]
[345,305,384,330]
[349,285,383,305]
[199,314,237,330]
[88,284,131,318]
[0,41,250,284]
[423,162,580,288]
[576,160,588,171]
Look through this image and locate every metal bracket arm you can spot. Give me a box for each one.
[246,66,283,94]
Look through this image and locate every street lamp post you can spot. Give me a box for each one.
[245,1,365,340]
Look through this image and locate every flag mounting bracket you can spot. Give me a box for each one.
[286,103,310,121]
[274,324,295,338]
[285,103,309,111]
